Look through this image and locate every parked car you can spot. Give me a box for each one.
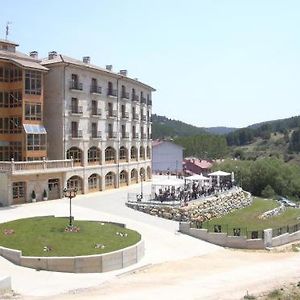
[278,196,297,207]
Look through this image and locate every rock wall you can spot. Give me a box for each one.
[259,203,285,219]
[126,189,252,222]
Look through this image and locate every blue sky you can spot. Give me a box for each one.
[2,0,300,128]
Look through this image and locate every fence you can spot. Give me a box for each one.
[190,221,300,239]
[127,193,180,207]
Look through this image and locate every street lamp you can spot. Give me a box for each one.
[63,187,78,227]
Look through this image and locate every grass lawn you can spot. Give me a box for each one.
[0,216,141,257]
[203,197,300,234]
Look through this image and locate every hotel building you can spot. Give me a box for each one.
[0,40,154,205]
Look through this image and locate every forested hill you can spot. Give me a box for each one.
[152,114,236,138]
[227,115,300,146]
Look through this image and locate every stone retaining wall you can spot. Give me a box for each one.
[259,203,286,219]
[0,240,144,273]
[127,189,252,222]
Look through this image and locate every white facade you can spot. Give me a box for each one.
[152,141,183,173]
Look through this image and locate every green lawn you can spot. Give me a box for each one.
[0,217,141,257]
[202,197,300,235]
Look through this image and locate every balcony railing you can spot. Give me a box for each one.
[107,89,118,97]
[132,114,139,121]
[91,108,101,116]
[107,110,117,118]
[0,159,74,174]
[141,115,147,122]
[108,132,117,139]
[121,92,130,99]
[71,130,83,138]
[121,112,129,119]
[91,131,102,139]
[147,99,152,106]
[141,133,147,139]
[121,132,129,139]
[70,106,83,114]
[141,96,147,104]
[90,85,102,94]
[70,81,83,91]
[132,94,139,102]
[132,133,139,139]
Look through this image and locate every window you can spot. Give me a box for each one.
[0,117,21,134]
[67,176,82,192]
[71,121,79,137]
[105,147,115,162]
[120,170,127,184]
[121,124,126,138]
[0,142,22,161]
[0,91,22,108]
[131,146,137,159]
[119,146,127,160]
[27,134,46,151]
[0,66,22,82]
[140,146,145,159]
[147,146,151,158]
[91,100,98,115]
[105,172,115,187]
[88,147,100,163]
[25,70,41,95]
[67,147,82,164]
[91,123,98,138]
[88,174,99,190]
[25,103,42,120]
[12,182,25,199]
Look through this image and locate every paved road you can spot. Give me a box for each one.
[0,180,220,297]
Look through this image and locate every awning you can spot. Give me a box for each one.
[23,124,47,134]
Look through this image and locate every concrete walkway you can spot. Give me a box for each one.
[0,181,221,297]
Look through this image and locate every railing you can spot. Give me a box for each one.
[133,133,139,139]
[107,110,117,118]
[91,108,101,116]
[141,115,147,121]
[0,159,73,174]
[90,85,102,94]
[147,99,152,106]
[107,89,117,97]
[132,114,139,120]
[140,96,147,104]
[141,133,147,139]
[70,106,83,114]
[91,131,102,139]
[108,132,117,139]
[71,130,83,138]
[127,193,180,206]
[70,81,83,91]
[122,132,129,139]
[121,92,129,99]
[132,94,139,102]
[121,112,129,119]
[272,223,300,237]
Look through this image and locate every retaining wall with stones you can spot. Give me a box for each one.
[0,240,144,273]
[127,189,252,223]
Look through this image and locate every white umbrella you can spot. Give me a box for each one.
[186,173,210,181]
[208,170,231,176]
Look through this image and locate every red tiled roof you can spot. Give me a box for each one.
[184,158,212,169]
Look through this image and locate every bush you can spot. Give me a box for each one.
[261,185,276,198]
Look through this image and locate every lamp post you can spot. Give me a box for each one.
[140,173,144,199]
[63,187,77,227]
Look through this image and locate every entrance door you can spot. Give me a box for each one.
[48,179,60,200]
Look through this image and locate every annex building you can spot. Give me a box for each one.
[0,40,154,206]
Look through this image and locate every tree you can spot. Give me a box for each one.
[261,185,276,198]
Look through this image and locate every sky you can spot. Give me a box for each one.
[1,0,300,128]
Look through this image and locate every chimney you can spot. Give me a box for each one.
[83,56,90,64]
[29,51,38,59]
[119,69,128,76]
[106,65,113,71]
[48,51,58,60]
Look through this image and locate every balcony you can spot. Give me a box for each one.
[121,112,129,119]
[132,114,139,121]
[141,115,147,122]
[91,108,102,116]
[141,96,147,104]
[121,132,129,139]
[106,110,117,118]
[70,81,83,91]
[121,92,130,100]
[90,85,102,94]
[108,132,117,139]
[132,133,139,139]
[91,131,102,139]
[107,89,117,97]
[141,133,147,140]
[132,94,139,102]
[147,99,152,106]
[70,106,83,115]
[71,130,83,138]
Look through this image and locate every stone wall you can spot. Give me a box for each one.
[126,189,252,222]
[259,203,285,219]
